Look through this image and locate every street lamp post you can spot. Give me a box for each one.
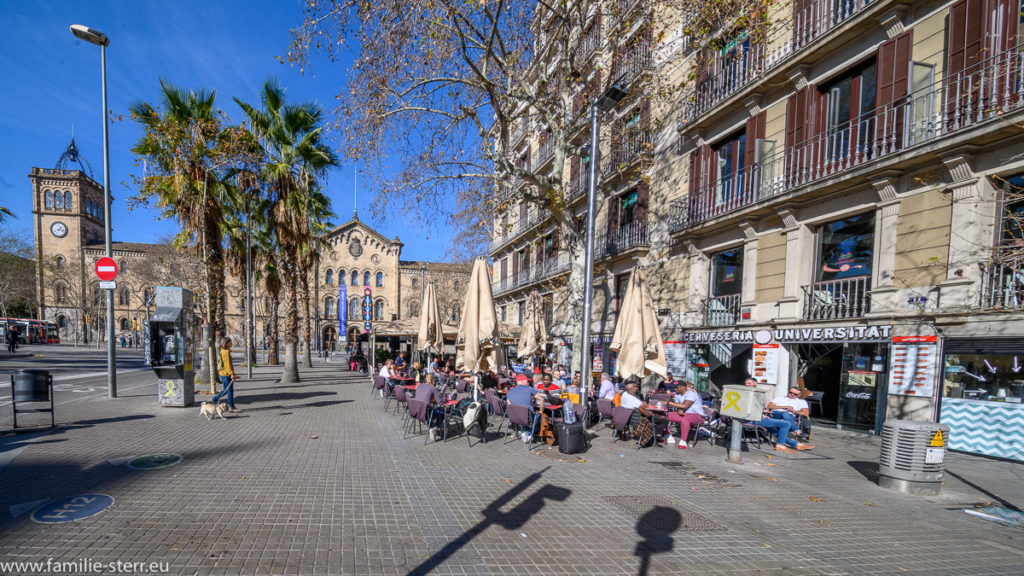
[579,83,627,407]
[71,24,116,398]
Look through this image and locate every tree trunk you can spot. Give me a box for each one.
[280,252,301,383]
[301,267,313,368]
[268,292,280,365]
[567,233,589,389]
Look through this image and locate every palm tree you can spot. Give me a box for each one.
[131,79,248,390]
[0,207,14,222]
[235,79,338,383]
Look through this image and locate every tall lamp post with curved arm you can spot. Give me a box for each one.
[70,24,116,398]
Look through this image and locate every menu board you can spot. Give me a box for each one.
[888,336,937,397]
[664,341,687,377]
[751,344,779,384]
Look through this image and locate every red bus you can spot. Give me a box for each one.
[0,318,59,344]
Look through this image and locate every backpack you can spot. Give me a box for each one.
[634,417,654,447]
[216,349,225,374]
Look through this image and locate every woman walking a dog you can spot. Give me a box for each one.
[212,338,241,412]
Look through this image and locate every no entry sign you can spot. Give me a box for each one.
[95,257,117,281]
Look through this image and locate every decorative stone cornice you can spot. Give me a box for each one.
[743,99,762,116]
[776,207,799,230]
[879,10,905,38]
[739,221,758,241]
[941,154,975,183]
[871,177,899,203]
[787,66,810,90]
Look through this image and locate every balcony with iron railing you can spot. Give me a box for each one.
[704,293,742,327]
[611,37,651,87]
[677,44,1024,230]
[678,0,873,129]
[567,173,590,203]
[980,247,1024,310]
[510,117,528,146]
[603,128,652,178]
[802,276,871,320]
[536,136,555,170]
[488,210,548,255]
[598,219,648,259]
[612,0,646,26]
[492,251,572,296]
[668,198,689,234]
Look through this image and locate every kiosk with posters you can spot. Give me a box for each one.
[145,287,196,407]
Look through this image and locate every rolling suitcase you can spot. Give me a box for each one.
[556,421,585,454]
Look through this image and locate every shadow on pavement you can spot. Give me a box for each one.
[406,466,570,576]
[238,390,337,403]
[945,469,1022,512]
[847,460,880,482]
[634,506,681,576]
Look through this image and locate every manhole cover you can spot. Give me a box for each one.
[605,495,726,533]
[127,453,183,470]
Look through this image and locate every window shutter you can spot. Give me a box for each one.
[744,112,766,169]
[636,181,649,221]
[786,85,819,184]
[608,194,621,231]
[552,229,560,252]
[876,30,914,145]
[946,0,984,127]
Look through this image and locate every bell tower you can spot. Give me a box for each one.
[30,139,107,336]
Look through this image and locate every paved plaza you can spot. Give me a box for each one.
[0,354,1022,575]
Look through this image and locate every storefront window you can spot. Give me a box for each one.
[710,248,743,296]
[817,214,874,281]
[943,351,1024,401]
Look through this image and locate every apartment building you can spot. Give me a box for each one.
[492,0,1024,460]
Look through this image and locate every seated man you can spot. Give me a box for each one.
[416,373,446,441]
[665,381,704,449]
[507,380,542,441]
[744,378,813,453]
[768,386,812,442]
[620,380,669,443]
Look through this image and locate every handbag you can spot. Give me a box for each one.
[634,417,654,446]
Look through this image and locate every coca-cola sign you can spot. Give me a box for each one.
[844,390,873,400]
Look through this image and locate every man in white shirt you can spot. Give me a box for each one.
[621,381,668,442]
[665,382,704,449]
[768,386,811,441]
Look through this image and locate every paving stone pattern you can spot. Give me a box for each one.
[0,362,1021,575]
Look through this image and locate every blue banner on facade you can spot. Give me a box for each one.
[363,286,373,333]
[339,283,347,339]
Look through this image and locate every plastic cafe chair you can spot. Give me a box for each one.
[405,398,430,442]
[596,398,615,430]
[611,406,635,443]
[372,374,386,398]
[484,388,508,439]
[505,403,541,450]
[392,384,410,420]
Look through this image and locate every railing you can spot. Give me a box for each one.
[568,174,589,202]
[488,210,547,255]
[681,44,1024,228]
[493,251,572,296]
[980,248,1024,309]
[612,37,651,86]
[536,136,555,168]
[704,294,741,327]
[802,276,871,320]
[510,117,527,145]
[580,18,601,60]
[678,0,872,127]
[604,129,652,176]
[599,219,648,258]
[668,198,689,233]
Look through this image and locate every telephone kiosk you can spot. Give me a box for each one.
[145,287,196,407]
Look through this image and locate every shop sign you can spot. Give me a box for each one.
[888,336,937,398]
[683,325,893,344]
[751,344,779,384]
[844,390,874,400]
[664,341,686,378]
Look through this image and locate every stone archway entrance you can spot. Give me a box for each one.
[322,326,338,351]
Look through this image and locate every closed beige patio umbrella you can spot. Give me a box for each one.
[417,284,445,356]
[517,292,547,361]
[456,259,504,378]
[609,268,667,380]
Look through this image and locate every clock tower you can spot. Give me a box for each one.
[30,139,107,333]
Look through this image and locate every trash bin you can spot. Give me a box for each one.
[12,369,51,402]
[878,419,949,495]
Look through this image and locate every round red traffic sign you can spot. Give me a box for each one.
[95,257,118,281]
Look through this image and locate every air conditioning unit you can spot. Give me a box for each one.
[878,420,950,495]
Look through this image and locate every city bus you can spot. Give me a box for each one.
[0,318,59,344]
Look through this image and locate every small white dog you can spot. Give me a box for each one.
[200,401,229,420]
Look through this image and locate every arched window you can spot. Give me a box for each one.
[56,255,66,269]
[57,315,67,329]
[374,300,384,320]
[351,271,358,285]
[325,269,333,285]
[54,191,64,210]
[117,288,128,306]
[412,277,418,288]
[350,297,361,319]
[118,260,127,274]
[120,318,129,331]
[363,271,371,286]
[44,190,53,209]
[338,269,346,285]
[143,288,153,305]
[408,300,420,317]
[324,297,334,318]
[64,191,73,211]
[55,284,67,304]
[376,272,384,287]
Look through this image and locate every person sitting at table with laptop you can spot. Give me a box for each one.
[767,386,812,442]
[744,378,813,453]
[664,381,704,449]
[620,380,669,443]
[416,373,447,441]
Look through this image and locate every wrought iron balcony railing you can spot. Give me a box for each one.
[679,44,1024,229]
[599,219,648,258]
[704,294,741,327]
[802,276,871,320]
[678,0,873,128]
[980,247,1024,310]
[603,129,652,177]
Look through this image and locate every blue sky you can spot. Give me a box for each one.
[0,0,454,261]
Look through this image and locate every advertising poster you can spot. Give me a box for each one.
[752,344,779,384]
[664,341,687,377]
[888,336,937,397]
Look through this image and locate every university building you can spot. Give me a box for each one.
[29,141,471,351]
[494,0,1024,461]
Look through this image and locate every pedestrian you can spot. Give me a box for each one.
[5,326,15,353]
[120,336,126,349]
[211,338,241,412]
